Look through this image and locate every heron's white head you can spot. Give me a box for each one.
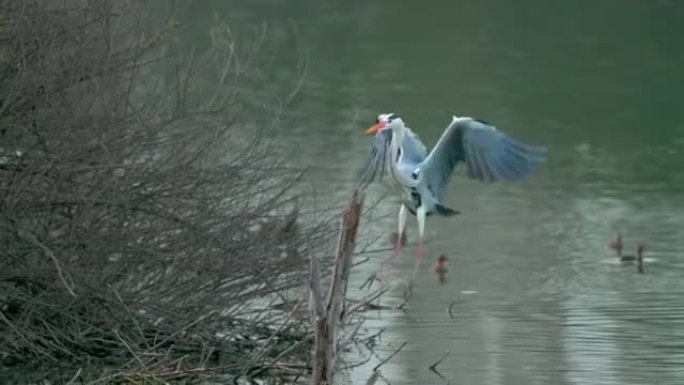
[365,112,404,134]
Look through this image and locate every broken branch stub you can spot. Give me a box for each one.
[309,190,364,385]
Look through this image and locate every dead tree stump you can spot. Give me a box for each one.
[309,190,364,385]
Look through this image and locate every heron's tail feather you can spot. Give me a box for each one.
[435,204,460,217]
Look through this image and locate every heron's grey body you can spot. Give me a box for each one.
[383,127,446,216]
[358,113,547,264]
[389,132,456,218]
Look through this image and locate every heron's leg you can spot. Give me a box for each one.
[412,205,427,277]
[392,204,408,257]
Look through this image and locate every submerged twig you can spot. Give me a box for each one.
[359,273,382,291]
[396,285,412,311]
[448,301,456,318]
[345,286,392,316]
[366,369,381,385]
[372,341,407,372]
[428,352,450,380]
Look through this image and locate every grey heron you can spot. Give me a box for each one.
[358,112,547,270]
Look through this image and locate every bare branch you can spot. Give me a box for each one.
[24,234,76,298]
[366,369,381,385]
[310,191,364,385]
[448,301,457,318]
[372,341,407,372]
[0,1,336,382]
[428,352,450,380]
[309,254,325,321]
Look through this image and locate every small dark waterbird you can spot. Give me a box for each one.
[358,113,547,274]
[432,254,448,284]
[621,244,645,273]
[432,254,448,274]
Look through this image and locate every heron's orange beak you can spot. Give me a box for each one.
[365,121,385,134]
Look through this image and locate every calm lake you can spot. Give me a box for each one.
[184,1,684,384]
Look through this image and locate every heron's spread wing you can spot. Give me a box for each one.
[401,128,429,163]
[356,128,392,189]
[421,117,547,199]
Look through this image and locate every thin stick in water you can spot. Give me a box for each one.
[372,341,407,372]
[428,351,450,380]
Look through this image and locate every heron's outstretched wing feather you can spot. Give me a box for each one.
[356,128,392,189]
[401,128,429,163]
[421,117,547,199]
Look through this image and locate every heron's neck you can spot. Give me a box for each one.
[389,126,404,160]
[388,125,415,187]
[389,125,408,173]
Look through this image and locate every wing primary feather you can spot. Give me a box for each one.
[493,156,518,180]
[506,136,548,157]
[475,147,497,182]
[412,117,547,193]
[499,146,531,180]
[502,140,545,167]
[502,136,547,162]
[470,147,489,181]
[498,148,529,179]
[507,144,536,176]
[464,145,481,179]
[491,149,519,181]
[487,148,512,181]
[469,147,487,181]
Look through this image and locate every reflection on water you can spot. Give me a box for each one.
[345,192,684,385]
[184,0,684,384]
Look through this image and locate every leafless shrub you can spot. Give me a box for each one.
[0,0,335,380]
